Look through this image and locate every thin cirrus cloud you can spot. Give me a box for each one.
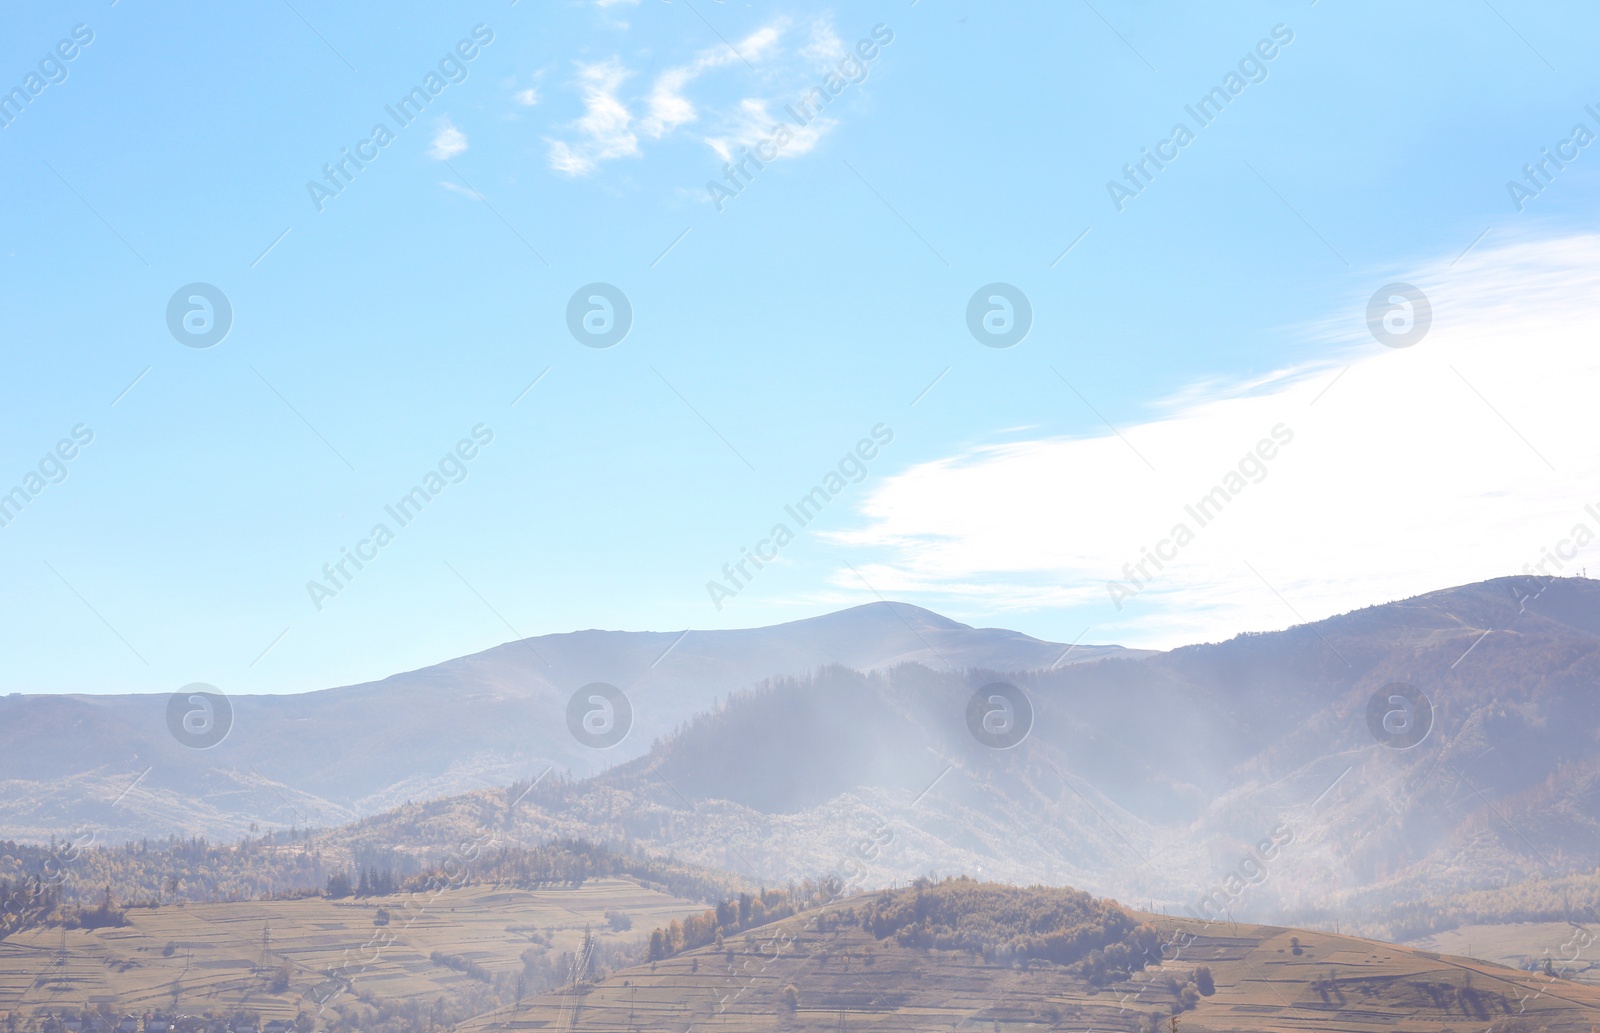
[546,18,842,176]
[823,231,1600,649]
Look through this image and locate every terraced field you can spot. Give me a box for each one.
[0,878,704,1025]
[459,907,1600,1033]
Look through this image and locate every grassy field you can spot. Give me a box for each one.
[0,878,705,1026]
[458,906,1600,1033]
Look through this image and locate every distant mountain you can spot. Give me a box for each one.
[0,602,1133,843]
[319,575,1600,931]
[13,575,1600,935]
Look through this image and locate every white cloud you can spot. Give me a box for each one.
[828,232,1600,648]
[704,97,834,164]
[545,18,862,177]
[514,87,540,107]
[429,118,468,160]
[546,59,640,176]
[639,24,782,140]
[439,180,482,200]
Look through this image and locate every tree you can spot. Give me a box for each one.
[781,984,800,1013]
[1194,965,1215,996]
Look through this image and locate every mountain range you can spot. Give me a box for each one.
[0,601,1130,841]
[7,574,1600,933]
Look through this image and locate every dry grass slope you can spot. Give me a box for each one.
[0,879,705,1026]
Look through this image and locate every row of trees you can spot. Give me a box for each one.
[323,868,401,899]
[646,887,819,961]
[1,834,738,941]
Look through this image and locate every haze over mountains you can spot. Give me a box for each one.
[0,602,1131,841]
[7,575,1600,934]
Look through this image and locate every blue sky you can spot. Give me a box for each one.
[3,0,1598,695]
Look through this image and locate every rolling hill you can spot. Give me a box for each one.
[10,871,1595,1033]
[460,879,1600,1033]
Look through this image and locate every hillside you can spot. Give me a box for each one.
[11,875,1591,1033]
[459,879,1600,1033]
[0,879,708,1031]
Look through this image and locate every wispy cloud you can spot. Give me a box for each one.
[439,180,483,200]
[514,87,540,107]
[547,59,640,176]
[704,97,834,164]
[429,118,468,160]
[826,232,1600,648]
[547,16,863,177]
[641,24,784,139]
